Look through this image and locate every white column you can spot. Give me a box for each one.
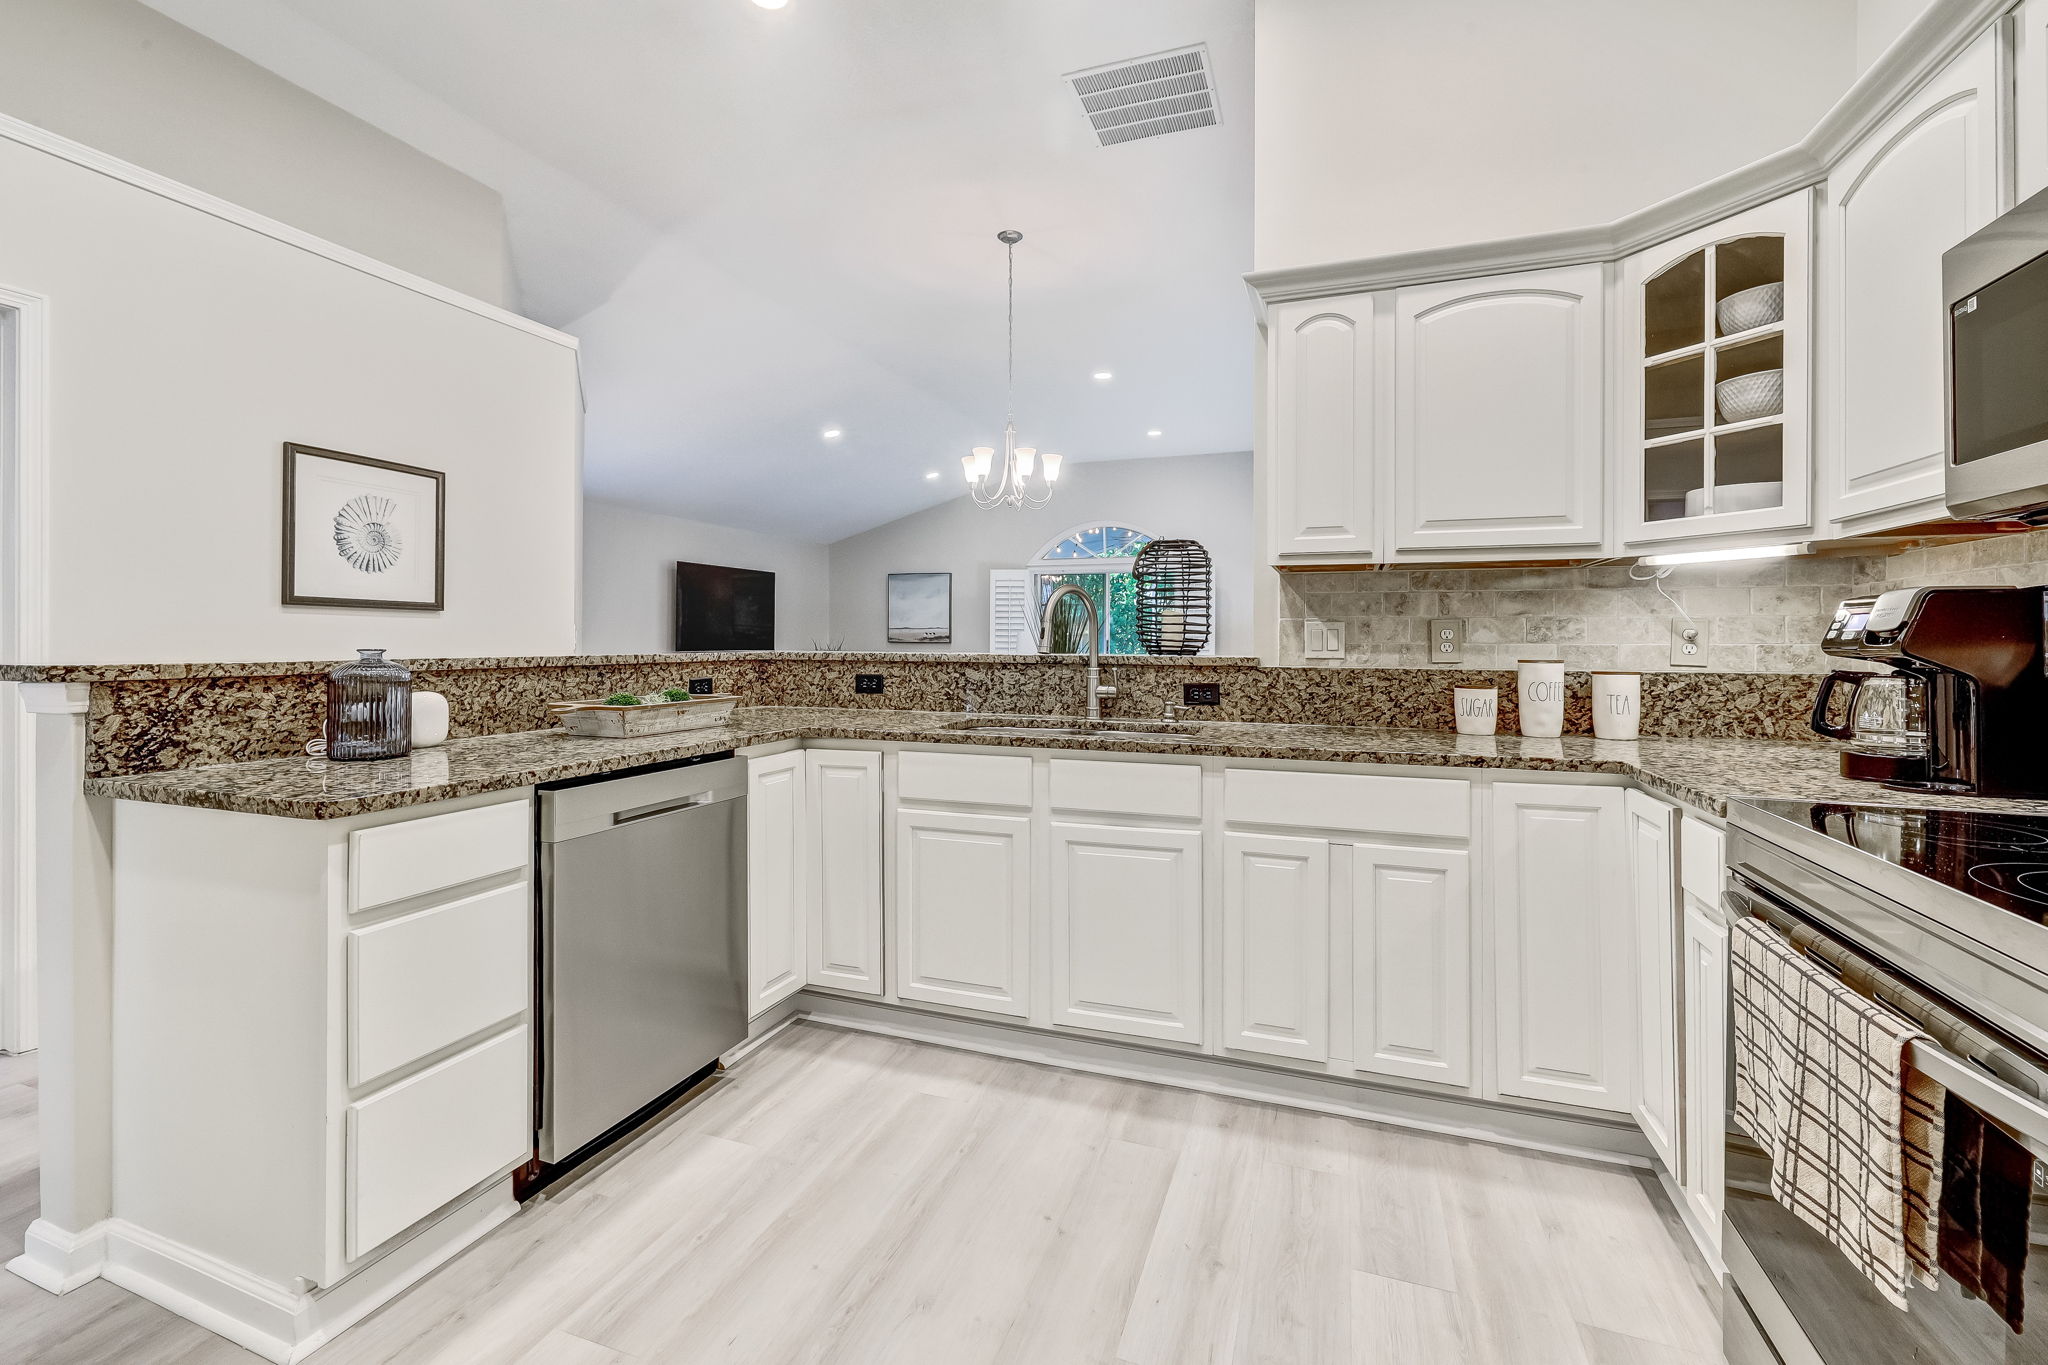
[7,682,112,1293]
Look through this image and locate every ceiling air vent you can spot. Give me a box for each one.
[1066,45,1219,147]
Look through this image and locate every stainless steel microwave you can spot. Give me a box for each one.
[1945,183,2048,521]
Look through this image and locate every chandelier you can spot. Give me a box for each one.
[963,229,1061,509]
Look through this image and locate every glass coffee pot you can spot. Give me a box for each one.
[1811,668,1931,782]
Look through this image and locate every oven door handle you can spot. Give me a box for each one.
[1728,876,2048,1157]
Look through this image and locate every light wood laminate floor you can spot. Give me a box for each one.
[0,1024,1723,1364]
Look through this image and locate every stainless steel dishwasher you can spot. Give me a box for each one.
[537,753,746,1165]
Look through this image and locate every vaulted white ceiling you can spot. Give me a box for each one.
[147,0,1255,542]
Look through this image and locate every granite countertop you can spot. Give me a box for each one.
[80,705,2048,821]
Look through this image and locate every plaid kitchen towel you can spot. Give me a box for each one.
[1732,917,1945,1307]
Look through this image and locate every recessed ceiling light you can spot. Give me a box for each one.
[924,471,939,480]
[751,0,788,9]
[1146,429,1162,438]
[1092,370,1114,382]
[820,427,843,441]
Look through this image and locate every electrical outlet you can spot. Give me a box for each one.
[688,677,714,695]
[854,673,884,694]
[1428,618,1465,664]
[1183,683,1220,707]
[1302,618,1346,660]
[1670,619,1707,668]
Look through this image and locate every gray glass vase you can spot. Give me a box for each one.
[325,649,414,761]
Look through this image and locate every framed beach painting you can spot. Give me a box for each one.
[886,572,952,644]
[282,442,445,610]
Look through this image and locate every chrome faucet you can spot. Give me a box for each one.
[1038,583,1118,721]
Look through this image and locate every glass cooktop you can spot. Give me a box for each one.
[1759,801,2048,925]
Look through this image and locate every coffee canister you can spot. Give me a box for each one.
[1591,671,1642,741]
[1516,658,1565,738]
[1453,686,1498,735]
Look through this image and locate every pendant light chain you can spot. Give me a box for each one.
[1006,237,1016,431]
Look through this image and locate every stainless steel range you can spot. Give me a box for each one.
[1725,798,2048,1364]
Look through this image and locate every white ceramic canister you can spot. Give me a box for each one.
[1516,659,1566,738]
[1591,671,1642,741]
[411,690,451,747]
[1453,686,1498,736]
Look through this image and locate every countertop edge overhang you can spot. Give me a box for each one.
[80,706,2048,823]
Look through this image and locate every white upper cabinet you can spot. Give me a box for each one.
[806,750,883,996]
[1626,791,1681,1174]
[1350,844,1472,1088]
[747,751,807,1016]
[2015,0,2048,202]
[1490,783,1633,1113]
[1267,292,1378,561]
[1221,830,1332,1062]
[1390,264,1606,553]
[1047,822,1203,1043]
[1619,192,1813,548]
[895,807,1031,1018]
[1821,29,1998,529]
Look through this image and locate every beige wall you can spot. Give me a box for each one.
[0,0,511,305]
[1254,0,1859,271]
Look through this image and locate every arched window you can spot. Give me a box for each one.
[1026,524,1154,654]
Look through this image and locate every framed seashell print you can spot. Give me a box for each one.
[282,443,445,609]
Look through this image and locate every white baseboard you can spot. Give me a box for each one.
[101,1181,517,1364]
[791,993,1653,1169]
[7,1217,108,1293]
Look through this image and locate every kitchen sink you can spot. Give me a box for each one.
[941,716,1204,742]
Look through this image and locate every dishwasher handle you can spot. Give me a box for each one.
[611,791,720,825]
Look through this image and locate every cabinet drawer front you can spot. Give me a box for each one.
[348,882,532,1085]
[1679,815,1725,905]
[1049,758,1202,819]
[898,750,1032,808]
[1224,768,1468,838]
[347,1025,529,1261]
[350,800,530,912]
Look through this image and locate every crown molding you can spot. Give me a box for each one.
[1246,0,2016,312]
[0,111,577,351]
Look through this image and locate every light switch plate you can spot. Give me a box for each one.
[1670,618,1707,668]
[1428,618,1465,664]
[1303,618,1346,660]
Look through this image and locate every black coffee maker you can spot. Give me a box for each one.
[1811,585,2048,797]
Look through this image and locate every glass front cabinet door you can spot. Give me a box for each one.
[1617,190,1812,548]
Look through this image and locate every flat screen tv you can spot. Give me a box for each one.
[674,561,775,650]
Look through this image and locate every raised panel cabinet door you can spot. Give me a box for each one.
[894,808,1030,1017]
[1351,844,1471,1087]
[1221,831,1331,1062]
[1268,293,1377,560]
[1392,263,1605,551]
[1681,895,1729,1250]
[746,751,807,1015]
[805,750,883,995]
[1491,783,1633,1112]
[2020,0,2048,201]
[1048,822,1202,1043]
[1823,29,1997,526]
[1627,790,1681,1174]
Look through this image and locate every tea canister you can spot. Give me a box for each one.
[325,648,413,761]
[1592,671,1642,741]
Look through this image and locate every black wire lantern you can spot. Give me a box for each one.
[1131,539,1213,655]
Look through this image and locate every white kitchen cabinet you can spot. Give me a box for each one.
[2020,0,2048,202]
[1626,791,1681,1174]
[805,749,883,996]
[1390,264,1606,553]
[747,751,807,1016]
[1821,29,1998,528]
[1618,191,1813,548]
[1491,783,1633,1112]
[1047,822,1202,1043]
[1221,831,1331,1062]
[895,807,1031,1017]
[1681,894,1730,1250]
[1350,844,1471,1087]
[1266,291,1378,561]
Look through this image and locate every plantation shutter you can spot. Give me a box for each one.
[988,569,1037,653]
